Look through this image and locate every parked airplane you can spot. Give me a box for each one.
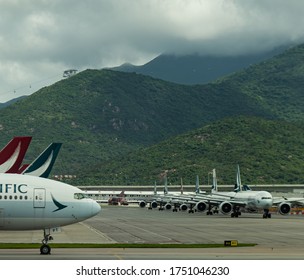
[138,176,206,212]
[108,191,129,205]
[196,166,304,218]
[21,143,62,178]
[190,166,273,218]
[0,136,32,173]
[150,167,273,218]
[234,165,304,215]
[0,173,101,254]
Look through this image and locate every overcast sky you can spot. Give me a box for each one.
[0,0,304,102]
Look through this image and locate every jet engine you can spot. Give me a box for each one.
[195,201,208,212]
[219,201,233,214]
[179,204,188,211]
[151,201,158,208]
[278,202,291,215]
[139,201,146,208]
[164,203,172,210]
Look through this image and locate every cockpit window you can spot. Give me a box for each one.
[262,197,272,200]
[74,193,88,199]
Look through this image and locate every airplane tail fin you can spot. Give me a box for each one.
[211,169,218,193]
[195,175,200,194]
[234,164,242,192]
[180,178,184,194]
[17,164,30,174]
[164,176,168,195]
[22,143,62,178]
[153,181,157,195]
[0,136,32,173]
[243,184,252,191]
[118,191,125,197]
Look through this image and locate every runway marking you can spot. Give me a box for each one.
[80,222,116,243]
[112,220,174,243]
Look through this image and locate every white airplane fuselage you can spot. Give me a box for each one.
[210,190,273,211]
[0,173,101,230]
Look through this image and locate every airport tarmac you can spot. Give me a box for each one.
[0,205,304,259]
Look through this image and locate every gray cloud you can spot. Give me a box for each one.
[0,0,304,102]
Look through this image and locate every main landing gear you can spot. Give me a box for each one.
[263,209,271,219]
[206,205,218,215]
[188,204,195,213]
[40,229,53,255]
[231,206,241,218]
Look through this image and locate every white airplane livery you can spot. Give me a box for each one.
[0,173,101,254]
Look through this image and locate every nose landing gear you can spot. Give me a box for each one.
[40,229,53,255]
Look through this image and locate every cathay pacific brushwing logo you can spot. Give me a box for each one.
[51,194,67,212]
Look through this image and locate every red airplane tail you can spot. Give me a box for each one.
[0,136,32,173]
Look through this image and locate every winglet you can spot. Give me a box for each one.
[22,143,62,178]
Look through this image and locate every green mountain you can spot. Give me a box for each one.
[0,69,270,176]
[76,116,304,186]
[0,96,26,109]
[216,44,304,121]
[0,43,304,183]
[111,46,287,85]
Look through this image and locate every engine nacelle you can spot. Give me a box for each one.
[219,201,233,214]
[164,203,172,210]
[139,201,146,208]
[179,204,188,211]
[195,201,208,212]
[278,202,291,215]
[151,201,158,208]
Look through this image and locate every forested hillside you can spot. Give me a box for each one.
[0,44,304,184]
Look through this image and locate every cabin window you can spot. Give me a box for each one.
[0,194,29,200]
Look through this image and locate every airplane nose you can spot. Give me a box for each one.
[268,199,273,208]
[92,200,101,216]
[264,199,273,209]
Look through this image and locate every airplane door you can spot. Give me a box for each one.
[34,188,46,208]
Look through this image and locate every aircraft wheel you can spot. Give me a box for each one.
[40,244,51,255]
[267,213,271,218]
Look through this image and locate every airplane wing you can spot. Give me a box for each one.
[272,196,304,207]
[198,195,248,208]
